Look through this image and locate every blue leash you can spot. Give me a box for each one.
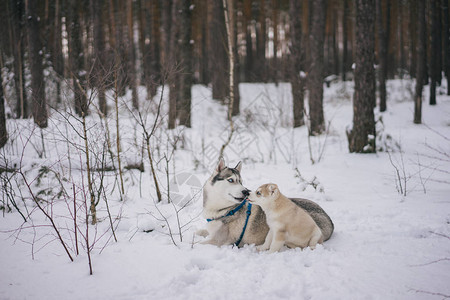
[206,199,252,247]
[234,202,252,247]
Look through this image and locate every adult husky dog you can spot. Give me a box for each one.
[200,158,334,247]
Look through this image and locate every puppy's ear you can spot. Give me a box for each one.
[215,157,226,173]
[234,161,242,172]
[268,184,278,195]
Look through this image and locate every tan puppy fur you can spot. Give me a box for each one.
[248,183,324,253]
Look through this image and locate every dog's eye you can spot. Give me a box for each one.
[227,178,234,183]
[256,191,261,196]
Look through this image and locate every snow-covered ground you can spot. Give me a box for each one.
[1,80,449,299]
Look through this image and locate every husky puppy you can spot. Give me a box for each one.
[248,183,327,252]
[200,158,269,246]
[200,159,334,248]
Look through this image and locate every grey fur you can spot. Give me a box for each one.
[290,198,334,241]
[211,167,242,185]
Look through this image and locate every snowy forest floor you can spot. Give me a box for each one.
[1,79,450,300]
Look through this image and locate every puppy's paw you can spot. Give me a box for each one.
[196,229,209,237]
[256,245,269,252]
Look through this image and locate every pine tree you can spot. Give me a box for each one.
[26,0,48,128]
[429,0,439,105]
[91,0,107,115]
[178,0,193,127]
[376,0,388,112]
[307,0,327,135]
[347,0,376,153]
[414,0,426,124]
[9,0,28,118]
[67,0,88,117]
[442,0,450,95]
[289,0,305,127]
[0,64,7,148]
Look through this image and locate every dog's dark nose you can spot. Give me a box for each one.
[242,189,250,197]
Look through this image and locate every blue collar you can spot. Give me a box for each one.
[206,200,247,222]
[206,200,252,247]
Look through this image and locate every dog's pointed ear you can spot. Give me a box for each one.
[268,184,278,195]
[215,157,226,173]
[234,161,242,172]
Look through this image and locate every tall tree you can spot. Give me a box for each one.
[307,0,327,135]
[414,0,426,124]
[67,0,88,117]
[168,0,180,129]
[409,0,417,77]
[149,0,161,97]
[442,0,450,95]
[347,0,376,153]
[342,0,349,81]
[52,0,64,104]
[289,0,305,127]
[26,0,48,128]
[429,0,439,105]
[376,0,388,112]
[126,0,139,110]
[223,0,239,118]
[231,0,240,116]
[243,0,253,81]
[271,0,279,83]
[178,0,193,127]
[8,0,28,118]
[91,0,107,115]
[0,63,7,148]
[256,0,267,82]
[209,0,228,102]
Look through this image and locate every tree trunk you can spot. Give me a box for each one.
[332,1,339,76]
[52,0,64,104]
[9,0,28,118]
[436,0,443,84]
[161,0,171,70]
[112,0,128,97]
[178,0,193,127]
[256,0,267,82]
[126,0,139,110]
[430,0,439,105]
[26,0,48,128]
[91,0,107,115]
[347,0,376,153]
[200,1,209,84]
[67,0,88,117]
[398,1,404,77]
[342,0,348,81]
[442,0,450,95]
[409,0,417,78]
[307,0,326,135]
[376,0,387,112]
[271,0,279,83]
[414,0,426,124]
[223,0,238,119]
[0,66,7,148]
[150,0,161,98]
[290,0,305,127]
[231,0,240,117]
[210,0,228,102]
[244,0,253,82]
[168,0,180,129]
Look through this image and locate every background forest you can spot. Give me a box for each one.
[1,1,450,299]
[0,0,449,135]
